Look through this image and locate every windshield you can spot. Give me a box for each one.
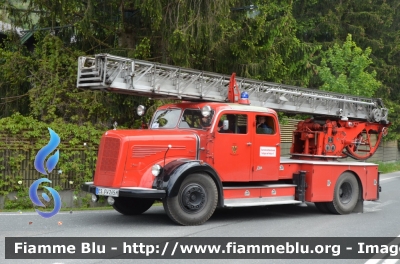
[179,109,214,129]
[151,109,182,129]
[151,108,215,129]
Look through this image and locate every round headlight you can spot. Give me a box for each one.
[151,164,162,177]
[137,105,146,116]
[201,105,212,117]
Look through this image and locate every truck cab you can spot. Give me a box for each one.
[150,102,281,182]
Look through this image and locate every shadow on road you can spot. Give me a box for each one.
[91,203,323,226]
[210,203,322,222]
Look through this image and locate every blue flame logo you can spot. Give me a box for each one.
[34,128,60,175]
[29,128,62,218]
[29,178,62,218]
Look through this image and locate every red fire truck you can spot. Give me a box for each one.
[77,54,390,225]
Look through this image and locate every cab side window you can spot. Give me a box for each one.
[256,115,275,134]
[217,114,247,134]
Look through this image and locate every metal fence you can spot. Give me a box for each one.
[0,149,94,191]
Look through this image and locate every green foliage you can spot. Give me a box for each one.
[77,193,92,208]
[381,99,400,142]
[294,0,400,141]
[277,112,288,125]
[134,0,319,86]
[0,113,105,195]
[317,34,381,97]
[28,35,87,123]
[374,161,400,174]
[0,34,151,128]
[133,37,151,59]
[4,185,63,210]
[0,40,32,118]
[4,188,33,210]
[220,0,319,86]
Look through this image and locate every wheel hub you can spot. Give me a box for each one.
[180,184,206,213]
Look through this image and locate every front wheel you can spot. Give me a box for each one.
[327,172,359,214]
[113,197,155,215]
[163,173,218,226]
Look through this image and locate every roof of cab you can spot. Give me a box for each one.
[157,102,277,115]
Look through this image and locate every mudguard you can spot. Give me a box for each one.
[154,159,224,207]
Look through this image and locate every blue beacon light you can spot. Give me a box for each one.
[239,91,250,105]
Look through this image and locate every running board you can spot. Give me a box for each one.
[222,184,301,208]
[224,196,302,207]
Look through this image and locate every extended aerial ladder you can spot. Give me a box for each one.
[77,54,390,161]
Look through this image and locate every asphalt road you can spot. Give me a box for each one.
[1,171,400,264]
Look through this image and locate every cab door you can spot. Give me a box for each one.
[212,112,251,181]
[251,113,280,181]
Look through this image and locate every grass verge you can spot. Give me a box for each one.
[374,161,400,174]
[0,202,162,213]
[0,206,113,213]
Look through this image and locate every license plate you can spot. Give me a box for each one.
[96,187,119,197]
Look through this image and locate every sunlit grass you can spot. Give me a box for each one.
[0,206,113,213]
[374,161,400,174]
[0,202,163,213]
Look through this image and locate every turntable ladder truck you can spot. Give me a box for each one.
[77,54,390,225]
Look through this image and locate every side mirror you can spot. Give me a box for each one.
[223,120,229,130]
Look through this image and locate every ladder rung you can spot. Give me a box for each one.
[80,71,99,76]
[79,77,102,81]
[77,82,103,87]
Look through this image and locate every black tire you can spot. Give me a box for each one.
[163,173,218,226]
[314,202,330,214]
[112,197,155,215]
[327,172,359,214]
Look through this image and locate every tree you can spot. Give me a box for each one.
[214,0,319,86]
[0,36,32,118]
[317,34,380,97]
[294,0,400,140]
[4,0,398,131]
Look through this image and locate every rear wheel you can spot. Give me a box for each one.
[327,172,359,214]
[163,173,218,226]
[113,197,155,215]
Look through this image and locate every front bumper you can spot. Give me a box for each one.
[81,182,166,199]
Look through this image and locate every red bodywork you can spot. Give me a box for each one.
[93,101,383,204]
[94,129,198,188]
[279,160,379,201]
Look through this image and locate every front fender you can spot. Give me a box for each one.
[154,160,224,207]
